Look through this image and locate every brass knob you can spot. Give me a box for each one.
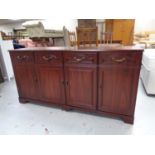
[73,56,85,63]
[17,55,29,60]
[112,57,126,63]
[42,55,57,61]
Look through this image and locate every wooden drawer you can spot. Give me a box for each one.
[35,52,62,64]
[99,52,141,66]
[11,52,34,64]
[64,52,97,65]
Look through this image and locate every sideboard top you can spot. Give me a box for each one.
[9,45,144,52]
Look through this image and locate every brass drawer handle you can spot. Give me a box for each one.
[112,57,126,63]
[17,55,29,60]
[42,55,57,61]
[72,56,86,63]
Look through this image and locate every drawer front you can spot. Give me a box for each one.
[64,52,97,65]
[35,52,62,64]
[99,52,141,66]
[11,52,34,64]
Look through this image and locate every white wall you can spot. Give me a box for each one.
[135,19,155,33]
[42,19,77,31]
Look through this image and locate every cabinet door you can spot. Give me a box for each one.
[98,67,139,115]
[65,66,97,110]
[15,66,38,99]
[36,66,65,104]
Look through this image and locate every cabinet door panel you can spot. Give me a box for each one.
[36,66,65,104]
[15,66,38,99]
[98,67,138,115]
[65,67,97,109]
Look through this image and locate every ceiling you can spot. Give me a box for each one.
[0,19,37,25]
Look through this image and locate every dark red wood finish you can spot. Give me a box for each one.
[35,51,65,105]
[35,66,65,104]
[9,47,143,124]
[14,65,38,100]
[98,67,139,115]
[64,66,97,109]
[10,52,38,100]
[98,51,142,123]
[64,52,97,110]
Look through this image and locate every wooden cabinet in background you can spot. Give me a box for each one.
[77,19,98,46]
[105,19,135,45]
[78,19,96,28]
[9,47,143,124]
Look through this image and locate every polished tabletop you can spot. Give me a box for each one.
[9,44,144,52]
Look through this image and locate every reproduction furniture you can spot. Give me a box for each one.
[76,27,98,47]
[77,19,98,47]
[9,46,143,124]
[105,19,135,45]
[141,49,155,95]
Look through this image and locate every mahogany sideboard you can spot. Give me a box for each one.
[9,46,143,124]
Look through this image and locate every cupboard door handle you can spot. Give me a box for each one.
[72,56,85,63]
[42,55,57,61]
[112,57,126,63]
[17,55,29,60]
